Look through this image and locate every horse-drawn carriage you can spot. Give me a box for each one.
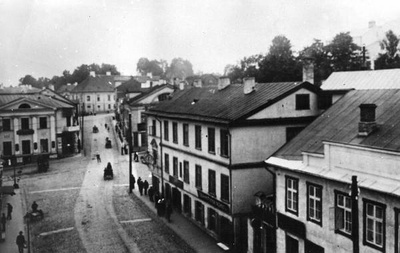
[104,162,113,180]
[24,209,44,221]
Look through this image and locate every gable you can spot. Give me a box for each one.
[0,98,55,111]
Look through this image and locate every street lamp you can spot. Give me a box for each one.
[10,156,19,189]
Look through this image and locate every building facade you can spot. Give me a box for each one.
[145,77,321,252]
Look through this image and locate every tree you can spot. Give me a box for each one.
[375,30,400,69]
[259,35,301,82]
[136,58,165,77]
[19,75,37,87]
[165,58,194,80]
[324,32,363,71]
[137,58,150,75]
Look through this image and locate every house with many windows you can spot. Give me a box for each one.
[0,86,80,166]
[145,77,321,252]
[264,89,400,253]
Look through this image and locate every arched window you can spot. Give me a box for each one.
[18,103,31,109]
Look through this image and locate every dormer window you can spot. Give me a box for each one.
[19,103,31,109]
[296,94,310,110]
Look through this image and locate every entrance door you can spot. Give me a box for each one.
[22,140,31,164]
[220,216,232,245]
[172,188,181,212]
[286,235,299,253]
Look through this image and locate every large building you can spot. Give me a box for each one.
[263,89,400,253]
[145,77,321,252]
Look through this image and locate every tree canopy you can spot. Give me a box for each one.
[375,30,400,69]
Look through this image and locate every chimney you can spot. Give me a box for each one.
[358,104,377,136]
[368,20,376,29]
[90,71,96,77]
[106,71,111,76]
[243,77,256,94]
[194,78,203,88]
[302,55,314,84]
[218,77,230,90]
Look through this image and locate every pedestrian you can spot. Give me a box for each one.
[7,203,13,220]
[16,231,26,253]
[1,213,6,231]
[148,186,154,202]
[137,177,143,196]
[130,174,136,190]
[165,200,173,222]
[143,180,149,195]
[134,152,139,162]
[96,152,101,163]
[154,191,160,208]
[31,201,38,212]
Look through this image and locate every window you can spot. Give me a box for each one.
[183,161,189,184]
[97,95,100,102]
[66,116,71,127]
[183,123,189,146]
[208,208,217,232]
[195,165,202,189]
[208,169,216,196]
[295,94,310,110]
[164,120,169,141]
[364,199,386,250]
[221,174,229,203]
[286,235,298,253]
[108,104,111,109]
[173,157,178,177]
[2,118,11,131]
[195,125,202,149]
[21,118,29,130]
[285,176,298,215]
[151,120,156,136]
[220,129,229,157]
[208,128,215,153]
[108,95,111,101]
[3,141,12,156]
[195,201,205,225]
[335,191,352,237]
[87,96,90,101]
[164,153,169,174]
[173,122,178,143]
[307,183,322,225]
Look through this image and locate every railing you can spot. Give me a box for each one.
[16,129,34,135]
[252,204,276,227]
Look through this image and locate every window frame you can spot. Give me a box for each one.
[363,199,386,251]
[220,129,229,157]
[87,95,90,102]
[173,156,178,177]
[172,122,178,144]
[221,174,229,203]
[21,118,30,130]
[195,164,202,189]
[195,125,202,150]
[285,176,299,215]
[295,94,310,110]
[183,123,189,146]
[208,127,215,154]
[306,182,323,226]
[164,153,169,174]
[2,118,11,131]
[164,120,169,141]
[183,160,189,184]
[208,169,216,196]
[334,190,352,238]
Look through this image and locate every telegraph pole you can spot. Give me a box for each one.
[128,113,133,193]
[81,103,85,156]
[351,175,359,253]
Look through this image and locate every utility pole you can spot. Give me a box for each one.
[128,113,133,193]
[81,103,85,156]
[351,175,359,253]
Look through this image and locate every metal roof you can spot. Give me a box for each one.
[322,69,400,90]
[0,94,74,109]
[275,89,400,160]
[71,76,114,93]
[147,81,319,123]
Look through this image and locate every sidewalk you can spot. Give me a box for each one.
[0,184,27,253]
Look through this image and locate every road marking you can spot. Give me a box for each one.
[120,218,152,224]
[39,227,74,237]
[30,187,82,194]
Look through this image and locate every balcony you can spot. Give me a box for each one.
[63,125,80,132]
[16,129,34,135]
[252,205,276,227]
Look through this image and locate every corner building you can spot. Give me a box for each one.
[145,77,321,252]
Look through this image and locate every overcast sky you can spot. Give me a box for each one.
[1,0,400,86]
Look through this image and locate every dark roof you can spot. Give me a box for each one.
[71,76,114,93]
[0,94,75,109]
[322,69,400,90]
[117,78,146,93]
[128,84,174,105]
[275,89,400,160]
[147,81,319,124]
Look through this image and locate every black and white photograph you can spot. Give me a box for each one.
[1,0,400,252]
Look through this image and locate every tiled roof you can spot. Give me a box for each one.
[0,94,74,109]
[322,69,400,90]
[275,89,400,160]
[71,76,114,93]
[147,81,318,124]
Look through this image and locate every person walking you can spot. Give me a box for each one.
[148,186,154,202]
[130,174,136,190]
[7,203,13,220]
[137,177,143,196]
[1,213,6,231]
[134,152,139,162]
[143,180,149,195]
[16,231,26,253]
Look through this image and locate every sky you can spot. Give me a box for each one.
[1,0,400,86]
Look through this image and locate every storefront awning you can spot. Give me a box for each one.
[0,185,15,195]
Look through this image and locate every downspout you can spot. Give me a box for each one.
[265,164,277,251]
[155,116,164,197]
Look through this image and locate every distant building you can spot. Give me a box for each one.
[145,76,321,252]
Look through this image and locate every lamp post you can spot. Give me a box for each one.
[11,156,18,189]
[128,113,133,193]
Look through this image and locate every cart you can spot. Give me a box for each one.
[104,162,113,180]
